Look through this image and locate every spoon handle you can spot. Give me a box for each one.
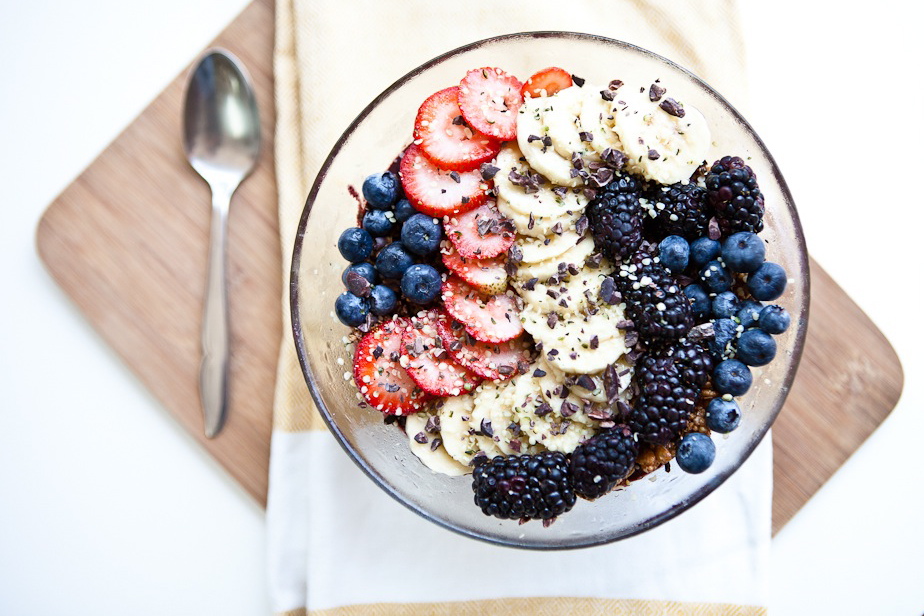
[199,184,234,438]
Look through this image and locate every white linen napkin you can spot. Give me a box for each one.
[268,1,772,614]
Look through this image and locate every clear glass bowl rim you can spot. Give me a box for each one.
[289,31,810,549]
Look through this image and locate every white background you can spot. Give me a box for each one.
[1,1,922,614]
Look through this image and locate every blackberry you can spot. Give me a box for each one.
[643,182,712,240]
[586,175,644,261]
[472,451,576,521]
[705,156,765,235]
[617,250,693,342]
[660,338,714,390]
[629,354,697,444]
[570,425,638,500]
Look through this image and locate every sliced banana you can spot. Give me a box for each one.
[546,334,628,375]
[611,86,710,185]
[494,144,587,222]
[579,86,623,157]
[498,187,586,228]
[471,380,521,456]
[496,195,578,240]
[542,86,598,161]
[437,395,501,467]
[509,370,596,453]
[513,267,615,317]
[405,411,469,476]
[542,355,635,404]
[513,236,597,283]
[517,229,584,264]
[517,95,582,187]
[520,303,625,345]
[520,303,630,376]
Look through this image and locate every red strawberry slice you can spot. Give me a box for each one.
[521,67,573,98]
[441,275,523,343]
[441,243,508,295]
[444,199,516,259]
[400,310,482,396]
[413,86,501,172]
[399,144,488,217]
[458,67,524,141]
[435,310,530,381]
[353,318,430,415]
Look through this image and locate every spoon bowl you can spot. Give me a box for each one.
[182,48,261,438]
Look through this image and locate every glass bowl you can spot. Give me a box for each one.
[290,32,808,549]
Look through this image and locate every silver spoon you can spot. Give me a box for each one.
[182,49,261,438]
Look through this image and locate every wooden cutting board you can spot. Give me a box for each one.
[35,0,903,534]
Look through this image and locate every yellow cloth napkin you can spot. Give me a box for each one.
[267,1,771,614]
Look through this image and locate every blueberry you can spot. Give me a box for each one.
[341,262,377,286]
[334,292,370,327]
[394,198,418,224]
[690,237,721,266]
[736,299,763,329]
[362,171,399,209]
[362,209,394,237]
[706,398,742,433]
[711,291,740,319]
[401,264,442,304]
[675,432,716,474]
[713,359,753,396]
[337,227,374,263]
[369,285,398,316]
[375,242,415,279]
[709,318,739,360]
[658,235,689,273]
[747,261,787,301]
[683,283,710,318]
[700,259,732,293]
[400,213,442,256]
[758,305,791,334]
[721,232,766,273]
[736,329,777,366]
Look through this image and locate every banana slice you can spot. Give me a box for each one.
[517,95,582,187]
[496,195,578,240]
[611,86,710,185]
[469,381,516,456]
[509,370,596,453]
[437,395,501,467]
[542,86,598,161]
[494,144,587,221]
[579,86,623,157]
[541,355,635,404]
[546,334,628,375]
[513,267,615,317]
[520,304,626,346]
[498,188,586,229]
[513,236,597,282]
[520,303,630,375]
[406,411,469,476]
[517,229,584,264]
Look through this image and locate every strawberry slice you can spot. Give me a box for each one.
[458,67,524,141]
[441,243,508,295]
[400,310,482,396]
[435,310,530,381]
[444,199,516,259]
[441,275,523,343]
[353,318,430,415]
[413,86,501,172]
[521,67,573,98]
[399,144,487,217]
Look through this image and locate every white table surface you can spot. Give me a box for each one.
[1,1,921,614]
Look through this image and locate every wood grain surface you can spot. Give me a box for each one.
[35,0,903,534]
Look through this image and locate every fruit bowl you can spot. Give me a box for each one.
[290,32,808,549]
